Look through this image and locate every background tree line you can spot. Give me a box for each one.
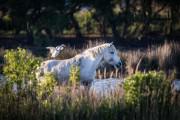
[0,0,179,44]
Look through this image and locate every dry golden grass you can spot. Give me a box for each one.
[119,41,180,78]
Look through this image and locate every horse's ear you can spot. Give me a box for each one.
[110,42,114,46]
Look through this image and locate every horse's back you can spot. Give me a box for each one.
[36,60,60,77]
[42,59,60,66]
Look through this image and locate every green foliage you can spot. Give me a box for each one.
[36,73,57,100]
[3,47,41,90]
[69,65,80,86]
[2,15,12,23]
[124,71,169,106]
[1,0,180,38]
[74,10,93,33]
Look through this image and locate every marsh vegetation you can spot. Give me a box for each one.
[0,41,179,120]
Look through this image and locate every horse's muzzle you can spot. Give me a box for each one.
[115,61,122,69]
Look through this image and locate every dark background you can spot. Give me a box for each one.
[0,0,179,48]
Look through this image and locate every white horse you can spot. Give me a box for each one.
[36,43,122,84]
[171,80,180,92]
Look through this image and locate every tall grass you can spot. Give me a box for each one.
[0,41,180,120]
[119,41,180,77]
[0,72,179,120]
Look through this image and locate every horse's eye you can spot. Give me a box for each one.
[110,52,114,54]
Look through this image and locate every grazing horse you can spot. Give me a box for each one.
[36,43,122,84]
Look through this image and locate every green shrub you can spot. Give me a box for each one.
[36,73,57,100]
[69,65,80,86]
[3,47,41,91]
[124,71,170,106]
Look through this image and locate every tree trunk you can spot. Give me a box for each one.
[109,18,120,39]
[26,22,34,45]
[69,13,82,38]
[141,0,152,35]
[122,0,130,38]
[102,18,107,37]
[169,5,178,35]
[92,15,107,37]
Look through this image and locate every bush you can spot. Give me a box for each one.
[3,47,41,91]
[36,73,57,100]
[69,65,80,86]
[124,71,170,106]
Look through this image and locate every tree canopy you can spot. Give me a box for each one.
[0,0,179,42]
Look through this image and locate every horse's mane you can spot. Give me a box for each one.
[84,43,112,58]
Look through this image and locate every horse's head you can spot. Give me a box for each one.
[103,42,122,69]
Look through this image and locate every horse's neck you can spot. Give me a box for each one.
[90,52,104,70]
[82,46,107,70]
